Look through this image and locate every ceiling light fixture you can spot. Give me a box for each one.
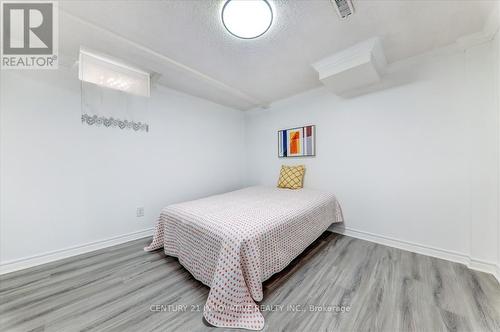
[221,0,273,39]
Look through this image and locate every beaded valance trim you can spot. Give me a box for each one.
[81,114,149,132]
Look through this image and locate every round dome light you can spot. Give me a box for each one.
[221,0,273,39]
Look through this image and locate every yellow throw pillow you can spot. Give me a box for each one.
[277,165,305,189]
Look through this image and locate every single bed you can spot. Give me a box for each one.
[145,186,343,330]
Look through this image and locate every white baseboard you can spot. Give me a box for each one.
[0,228,154,275]
[329,225,500,284]
[2,225,498,285]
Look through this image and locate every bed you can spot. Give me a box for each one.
[145,186,343,330]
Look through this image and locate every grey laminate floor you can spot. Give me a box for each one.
[1,232,499,332]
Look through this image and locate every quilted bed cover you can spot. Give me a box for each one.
[145,186,343,330]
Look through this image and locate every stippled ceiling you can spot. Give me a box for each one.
[59,0,495,110]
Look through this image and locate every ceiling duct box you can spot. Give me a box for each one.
[312,37,386,95]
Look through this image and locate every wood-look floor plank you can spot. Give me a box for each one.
[1,233,499,332]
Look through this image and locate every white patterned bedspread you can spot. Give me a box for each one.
[145,186,343,330]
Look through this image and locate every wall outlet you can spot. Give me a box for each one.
[136,207,145,217]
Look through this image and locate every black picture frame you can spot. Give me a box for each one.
[278,125,316,158]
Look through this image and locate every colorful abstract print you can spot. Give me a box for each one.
[278,125,315,157]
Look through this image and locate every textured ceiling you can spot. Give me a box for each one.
[59,0,495,110]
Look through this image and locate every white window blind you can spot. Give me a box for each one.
[79,48,150,97]
[79,48,150,132]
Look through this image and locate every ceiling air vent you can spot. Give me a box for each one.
[331,0,354,19]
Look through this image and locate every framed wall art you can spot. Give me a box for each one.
[278,125,315,157]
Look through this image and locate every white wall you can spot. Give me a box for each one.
[0,67,245,265]
[245,42,499,271]
[497,29,500,279]
[494,17,500,278]
[464,40,499,270]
